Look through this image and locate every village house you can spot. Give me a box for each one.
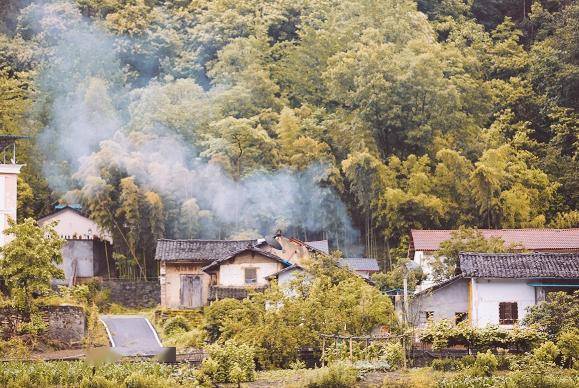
[409,228,579,289]
[410,252,579,328]
[155,234,330,308]
[38,205,113,285]
[0,135,25,247]
[202,247,292,302]
[339,257,380,279]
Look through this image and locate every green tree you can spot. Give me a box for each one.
[432,227,513,280]
[0,218,64,319]
[523,291,579,340]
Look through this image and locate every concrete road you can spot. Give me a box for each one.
[100,315,164,357]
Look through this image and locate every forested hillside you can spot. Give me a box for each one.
[0,0,577,275]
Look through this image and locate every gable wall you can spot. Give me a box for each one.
[217,252,284,287]
[410,278,469,327]
[39,209,111,242]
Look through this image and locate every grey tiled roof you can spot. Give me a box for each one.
[155,239,256,262]
[339,258,380,272]
[305,240,329,254]
[202,248,291,272]
[459,252,579,279]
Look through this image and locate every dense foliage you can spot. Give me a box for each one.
[523,291,579,339]
[0,218,64,319]
[203,255,397,369]
[0,0,576,276]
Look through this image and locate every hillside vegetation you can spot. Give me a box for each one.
[0,0,577,276]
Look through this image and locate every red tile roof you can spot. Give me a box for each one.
[410,229,579,252]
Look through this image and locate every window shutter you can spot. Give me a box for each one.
[499,302,518,324]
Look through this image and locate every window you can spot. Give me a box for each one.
[419,311,434,325]
[499,302,518,324]
[244,268,257,284]
[455,312,468,324]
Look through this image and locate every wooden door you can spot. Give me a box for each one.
[180,275,203,308]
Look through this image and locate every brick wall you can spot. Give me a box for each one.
[102,280,160,308]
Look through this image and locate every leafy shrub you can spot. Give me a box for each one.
[523,291,579,339]
[557,328,579,368]
[163,316,191,336]
[431,358,464,372]
[123,372,167,388]
[304,362,358,388]
[163,327,205,350]
[0,337,30,359]
[507,368,579,388]
[532,340,560,365]
[198,340,256,383]
[469,350,498,377]
[289,359,306,370]
[79,376,115,388]
[381,342,405,369]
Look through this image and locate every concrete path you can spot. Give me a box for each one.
[100,315,164,357]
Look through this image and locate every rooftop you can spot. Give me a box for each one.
[410,228,579,252]
[339,258,380,272]
[155,239,256,262]
[458,252,579,279]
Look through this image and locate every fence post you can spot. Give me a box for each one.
[321,336,326,367]
[349,337,353,360]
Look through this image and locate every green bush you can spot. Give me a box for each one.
[557,328,579,368]
[163,316,192,336]
[198,340,256,383]
[431,358,464,372]
[304,362,358,388]
[469,350,498,377]
[532,341,560,365]
[380,342,405,369]
[79,376,115,388]
[123,372,167,388]
[163,327,205,349]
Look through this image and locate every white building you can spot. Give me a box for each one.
[0,135,25,246]
[410,252,579,328]
[38,205,113,284]
[409,228,579,289]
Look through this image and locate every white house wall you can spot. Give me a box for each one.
[218,256,281,287]
[60,240,95,279]
[471,278,535,327]
[39,209,112,242]
[410,278,469,327]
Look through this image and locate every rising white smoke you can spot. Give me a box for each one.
[28,0,359,250]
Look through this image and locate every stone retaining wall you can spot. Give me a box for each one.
[0,305,86,346]
[102,280,160,308]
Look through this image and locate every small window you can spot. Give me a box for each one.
[455,312,468,324]
[419,311,434,325]
[499,302,518,324]
[244,268,257,284]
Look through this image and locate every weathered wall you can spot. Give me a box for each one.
[0,305,85,346]
[410,278,469,327]
[217,252,283,287]
[38,208,112,241]
[160,263,209,308]
[102,280,160,308]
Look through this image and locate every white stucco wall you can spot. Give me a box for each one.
[219,260,281,286]
[0,164,22,246]
[471,278,536,328]
[410,278,469,327]
[39,209,112,242]
[414,250,438,290]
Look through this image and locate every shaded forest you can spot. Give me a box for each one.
[0,0,577,277]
